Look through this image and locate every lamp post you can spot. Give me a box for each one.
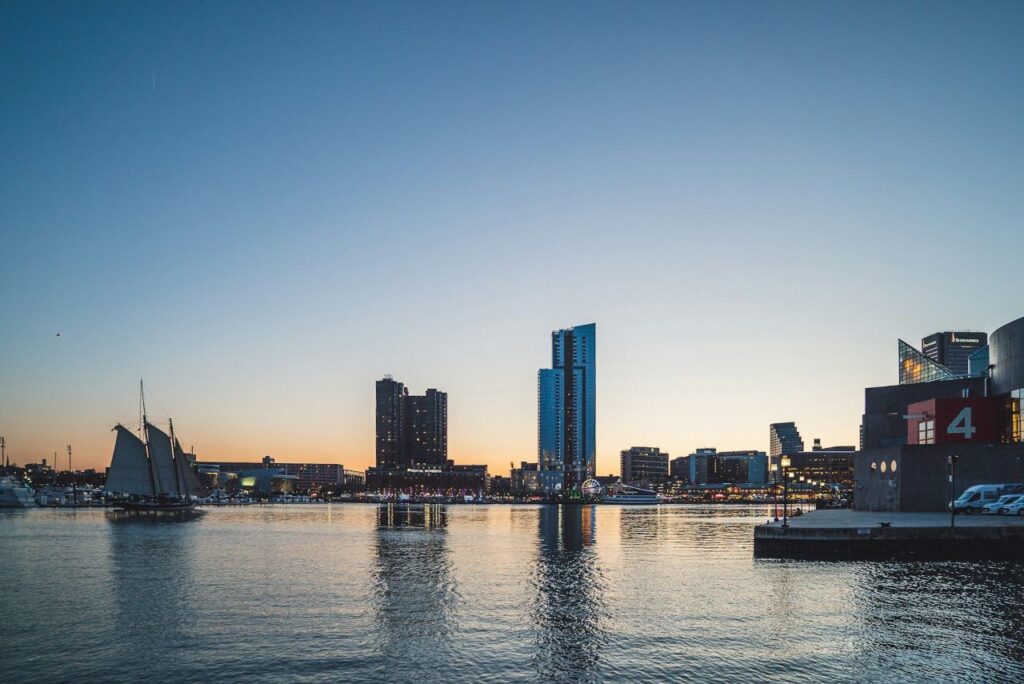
[770,462,779,521]
[781,456,791,528]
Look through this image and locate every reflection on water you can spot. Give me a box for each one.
[2,505,1023,683]
[373,504,457,678]
[532,505,606,682]
[376,503,447,529]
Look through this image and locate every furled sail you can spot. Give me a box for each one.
[106,425,156,496]
[146,422,180,496]
[174,438,207,497]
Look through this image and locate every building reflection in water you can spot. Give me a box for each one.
[531,505,607,682]
[373,504,457,673]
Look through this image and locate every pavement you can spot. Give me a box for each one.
[763,509,1024,529]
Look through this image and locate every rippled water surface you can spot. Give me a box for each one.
[3,504,1023,683]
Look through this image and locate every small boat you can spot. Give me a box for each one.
[0,476,36,508]
[601,480,660,505]
[106,382,207,512]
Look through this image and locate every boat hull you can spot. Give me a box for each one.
[116,500,196,513]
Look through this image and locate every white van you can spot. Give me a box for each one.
[954,484,1024,514]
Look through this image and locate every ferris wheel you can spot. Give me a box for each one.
[581,479,603,496]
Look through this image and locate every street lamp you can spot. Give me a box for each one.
[781,456,792,528]
[770,462,779,521]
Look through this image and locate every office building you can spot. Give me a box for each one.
[769,422,804,458]
[538,323,596,494]
[682,448,766,486]
[620,447,668,486]
[921,331,988,377]
[375,376,448,467]
[783,445,856,488]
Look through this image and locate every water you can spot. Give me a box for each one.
[2,504,1022,683]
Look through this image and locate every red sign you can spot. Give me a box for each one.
[907,398,1001,445]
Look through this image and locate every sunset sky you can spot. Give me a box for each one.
[2,2,1022,474]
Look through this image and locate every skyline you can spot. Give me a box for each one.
[3,2,1023,474]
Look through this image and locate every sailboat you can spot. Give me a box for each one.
[106,382,207,512]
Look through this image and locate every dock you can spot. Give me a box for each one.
[754,510,1024,560]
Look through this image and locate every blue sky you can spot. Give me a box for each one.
[2,1,1022,472]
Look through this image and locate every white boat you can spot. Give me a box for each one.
[0,476,36,508]
[602,480,660,505]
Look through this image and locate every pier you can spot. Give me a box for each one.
[754,510,1024,560]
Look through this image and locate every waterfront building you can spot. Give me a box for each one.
[376,376,405,467]
[669,455,689,482]
[376,377,448,467]
[538,323,596,494]
[198,456,347,492]
[620,447,668,486]
[769,422,804,458]
[365,462,489,497]
[857,315,1024,511]
[921,331,988,377]
[682,448,766,485]
[783,444,855,488]
[403,388,448,466]
[511,461,541,496]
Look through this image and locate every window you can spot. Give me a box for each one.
[918,419,935,445]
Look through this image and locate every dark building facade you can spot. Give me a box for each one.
[769,422,804,458]
[403,388,448,465]
[860,376,985,451]
[366,462,489,496]
[784,446,856,488]
[375,377,448,467]
[376,377,405,467]
[855,315,1024,511]
[921,331,988,377]
[620,447,668,486]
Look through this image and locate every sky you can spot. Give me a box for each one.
[2,1,1022,475]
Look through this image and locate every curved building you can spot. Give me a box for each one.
[991,315,1024,443]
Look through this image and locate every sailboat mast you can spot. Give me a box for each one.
[141,379,159,497]
[169,418,185,497]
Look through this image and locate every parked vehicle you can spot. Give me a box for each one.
[982,493,1024,514]
[1001,499,1024,516]
[953,484,1024,514]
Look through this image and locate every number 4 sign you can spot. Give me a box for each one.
[947,407,976,439]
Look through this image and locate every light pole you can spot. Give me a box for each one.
[770,462,779,521]
[781,456,791,528]
[949,454,958,532]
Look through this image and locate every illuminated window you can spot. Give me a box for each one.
[890,460,898,473]
[918,419,935,445]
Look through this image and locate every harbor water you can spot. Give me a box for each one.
[2,504,1022,683]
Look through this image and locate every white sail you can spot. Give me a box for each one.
[146,422,180,496]
[174,439,207,497]
[106,425,155,496]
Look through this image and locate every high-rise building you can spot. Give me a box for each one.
[769,422,804,458]
[620,446,668,486]
[403,388,448,465]
[921,331,988,377]
[538,323,596,494]
[375,377,447,467]
[376,376,405,467]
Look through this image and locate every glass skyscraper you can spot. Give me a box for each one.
[538,323,596,495]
